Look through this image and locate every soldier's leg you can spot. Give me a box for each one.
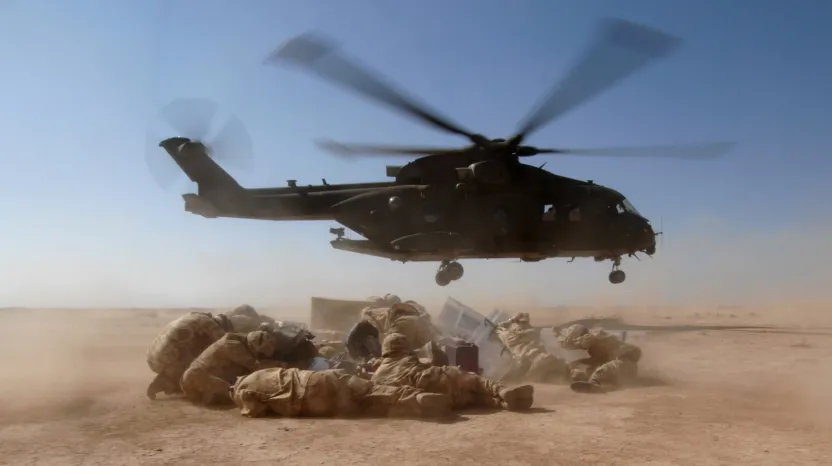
[181,368,233,405]
[146,364,186,400]
[568,357,597,382]
[146,373,176,400]
[526,353,570,383]
[342,373,451,418]
[573,358,637,393]
[498,359,531,383]
[446,366,534,411]
[591,358,638,387]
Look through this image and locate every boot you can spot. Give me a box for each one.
[499,385,534,411]
[570,380,605,394]
[416,393,453,417]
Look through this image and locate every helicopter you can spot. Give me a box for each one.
[151,18,733,287]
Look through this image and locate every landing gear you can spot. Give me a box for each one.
[435,260,464,287]
[608,257,626,284]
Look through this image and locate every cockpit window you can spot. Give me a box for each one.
[620,199,640,215]
[542,204,556,221]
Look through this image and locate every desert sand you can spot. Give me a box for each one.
[2,305,831,466]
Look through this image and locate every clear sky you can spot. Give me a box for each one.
[1,0,831,310]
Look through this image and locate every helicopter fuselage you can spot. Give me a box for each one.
[162,138,656,286]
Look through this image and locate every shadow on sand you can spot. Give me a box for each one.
[461,406,555,416]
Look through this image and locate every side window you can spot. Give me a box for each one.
[569,207,581,222]
[542,204,556,221]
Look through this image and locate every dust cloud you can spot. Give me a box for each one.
[0,309,150,425]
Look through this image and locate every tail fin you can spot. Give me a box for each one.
[159,137,245,193]
[159,137,252,218]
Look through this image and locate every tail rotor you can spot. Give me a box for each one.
[145,98,255,190]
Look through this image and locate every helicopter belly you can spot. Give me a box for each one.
[390,232,474,252]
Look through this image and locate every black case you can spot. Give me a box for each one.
[442,338,481,375]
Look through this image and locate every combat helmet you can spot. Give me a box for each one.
[383,293,402,305]
[246,330,278,357]
[229,304,259,318]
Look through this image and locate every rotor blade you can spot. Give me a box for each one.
[266,33,481,143]
[527,141,735,159]
[208,114,255,171]
[516,18,683,139]
[317,139,462,158]
[159,98,219,141]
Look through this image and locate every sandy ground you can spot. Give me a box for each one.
[2,305,832,466]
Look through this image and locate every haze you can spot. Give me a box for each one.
[1,0,831,310]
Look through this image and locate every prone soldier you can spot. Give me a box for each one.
[557,324,643,393]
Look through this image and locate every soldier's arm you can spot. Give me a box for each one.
[253,358,288,371]
[494,317,515,329]
[226,341,263,371]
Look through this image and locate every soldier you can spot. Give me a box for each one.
[367,294,402,307]
[221,304,275,333]
[346,301,439,361]
[230,367,453,419]
[371,333,534,411]
[494,312,570,384]
[146,311,233,400]
[556,324,643,393]
[180,330,284,406]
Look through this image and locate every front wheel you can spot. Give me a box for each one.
[608,270,626,284]
[444,262,464,281]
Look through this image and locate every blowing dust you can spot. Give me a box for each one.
[0,309,150,424]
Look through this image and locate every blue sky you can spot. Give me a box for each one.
[1,0,831,309]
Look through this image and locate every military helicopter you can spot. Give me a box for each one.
[151,18,733,287]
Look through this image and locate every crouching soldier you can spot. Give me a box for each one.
[181,330,284,406]
[494,312,570,384]
[347,301,439,360]
[372,333,534,411]
[230,367,453,419]
[146,311,233,400]
[557,324,643,393]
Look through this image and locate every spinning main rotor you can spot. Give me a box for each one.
[266,18,734,163]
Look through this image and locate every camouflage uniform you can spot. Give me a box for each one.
[557,324,642,393]
[371,333,534,411]
[358,302,439,353]
[222,304,275,333]
[181,330,284,405]
[494,313,569,383]
[146,311,232,400]
[230,367,452,418]
[367,294,402,307]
